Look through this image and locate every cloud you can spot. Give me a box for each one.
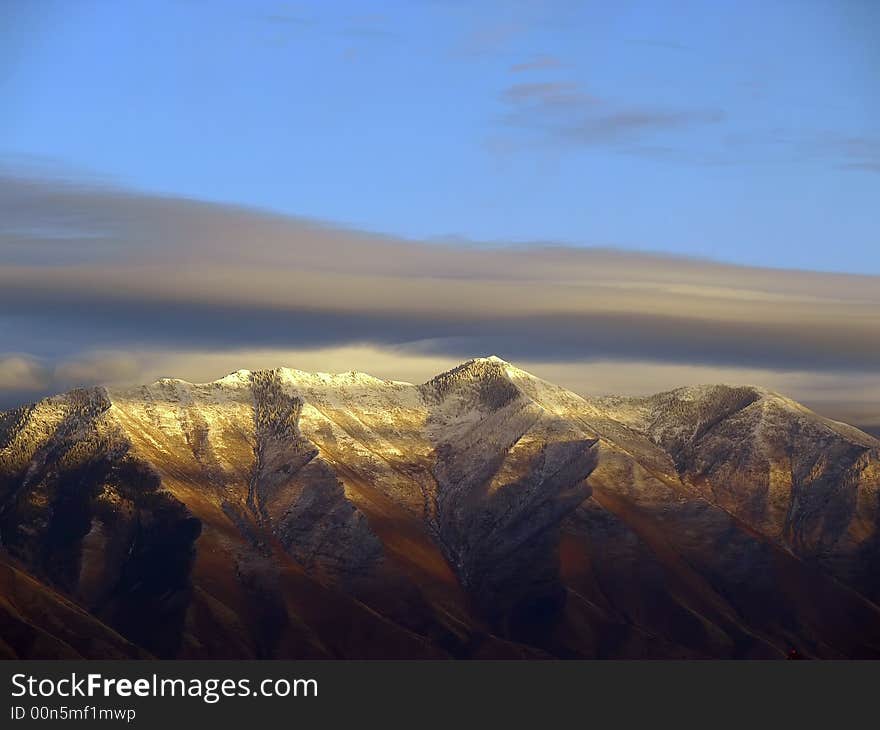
[509,55,562,73]
[625,38,689,52]
[53,352,144,389]
[495,83,871,172]
[263,13,314,27]
[456,21,522,56]
[499,80,725,146]
[721,129,880,174]
[822,134,880,174]
[0,172,878,421]
[502,82,586,104]
[0,356,49,391]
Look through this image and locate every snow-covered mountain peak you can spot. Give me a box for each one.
[276,367,395,387]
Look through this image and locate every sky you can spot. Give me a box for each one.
[1,0,878,431]
[4,0,879,271]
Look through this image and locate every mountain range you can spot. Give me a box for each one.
[1,356,879,659]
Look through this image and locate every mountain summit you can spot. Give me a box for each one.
[1,360,879,659]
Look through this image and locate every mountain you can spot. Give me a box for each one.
[1,357,879,659]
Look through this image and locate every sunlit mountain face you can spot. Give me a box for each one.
[2,358,879,659]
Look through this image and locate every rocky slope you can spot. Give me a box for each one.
[1,357,878,659]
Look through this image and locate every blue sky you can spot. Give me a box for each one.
[3,0,878,273]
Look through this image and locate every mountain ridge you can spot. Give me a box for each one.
[1,358,878,659]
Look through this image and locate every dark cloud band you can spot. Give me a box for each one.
[1,172,878,402]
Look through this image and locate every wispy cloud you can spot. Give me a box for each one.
[625,38,689,52]
[456,21,522,56]
[499,79,724,146]
[719,129,880,174]
[509,55,562,73]
[497,80,874,172]
[263,12,314,26]
[502,82,586,104]
[820,134,880,173]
